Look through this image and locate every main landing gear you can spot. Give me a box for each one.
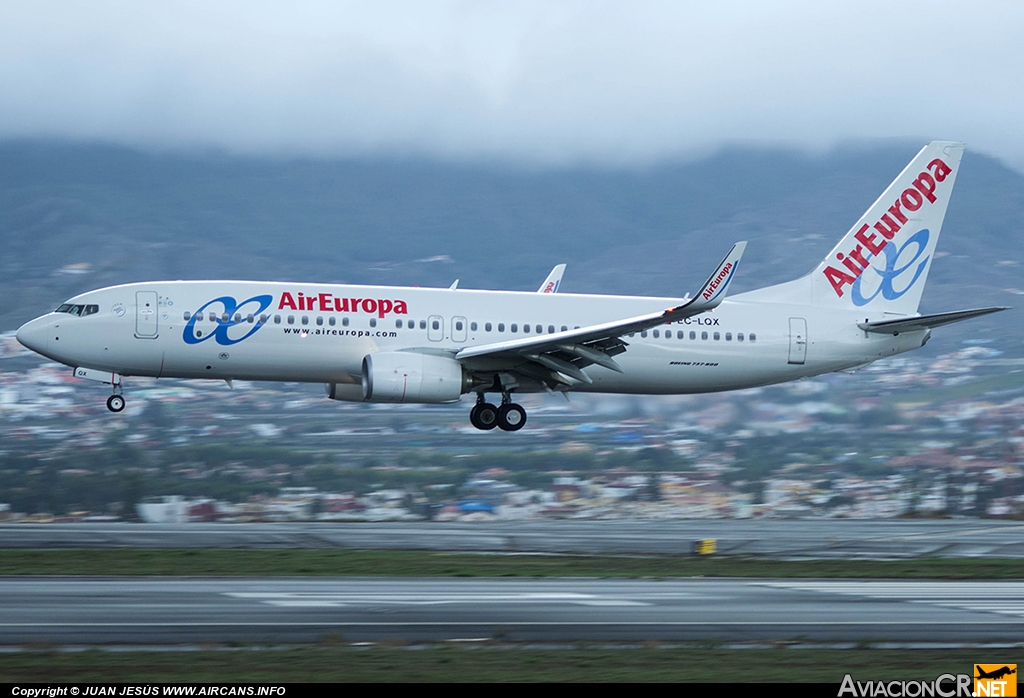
[469,393,526,432]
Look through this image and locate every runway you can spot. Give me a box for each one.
[2,578,1023,644]
[3,519,1024,558]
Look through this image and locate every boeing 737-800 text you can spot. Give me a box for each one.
[15,142,1007,431]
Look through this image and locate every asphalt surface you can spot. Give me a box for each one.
[1,578,1022,644]
[2,520,1024,558]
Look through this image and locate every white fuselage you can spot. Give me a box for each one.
[15,280,927,395]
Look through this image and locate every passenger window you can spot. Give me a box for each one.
[418,320,425,329]
[653,330,660,338]
[370,318,377,327]
[247,314,254,324]
[498,323,505,332]
[725,332,732,341]
[511,324,518,333]
[713,332,720,341]
[690,331,696,340]
[344,317,351,327]
[471,322,477,331]
[329,317,335,326]
[548,325,555,334]
[234,313,242,323]
[260,314,268,323]
[183,312,191,321]
[301,316,309,326]
[287,316,295,325]
[737,333,744,341]
[523,324,530,333]
[701,331,708,340]
[641,331,648,338]
[209,312,217,322]
[274,315,281,324]
[432,319,440,330]
[561,326,568,332]
[750,333,757,342]
[677,330,684,339]
[222,313,230,322]
[396,319,403,328]
[536,325,542,334]
[455,320,463,331]
[485,323,492,332]
[316,316,323,326]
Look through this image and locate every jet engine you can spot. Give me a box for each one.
[360,352,468,403]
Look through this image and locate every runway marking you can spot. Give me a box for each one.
[862,523,1024,543]
[224,592,650,608]
[755,581,1024,619]
[2,620,1022,628]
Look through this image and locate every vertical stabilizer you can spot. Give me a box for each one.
[810,141,964,313]
[538,264,566,293]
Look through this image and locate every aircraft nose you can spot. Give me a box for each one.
[16,316,51,356]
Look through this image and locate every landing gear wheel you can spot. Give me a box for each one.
[106,395,125,413]
[497,403,527,432]
[470,402,499,430]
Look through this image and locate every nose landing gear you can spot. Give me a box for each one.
[106,383,125,413]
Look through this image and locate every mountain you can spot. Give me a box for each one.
[1,140,1021,349]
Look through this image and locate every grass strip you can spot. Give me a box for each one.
[0,646,1007,682]
[0,549,1021,577]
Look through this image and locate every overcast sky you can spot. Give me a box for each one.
[2,1,1023,168]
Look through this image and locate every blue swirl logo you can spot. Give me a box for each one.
[851,229,930,307]
[183,295,273,345]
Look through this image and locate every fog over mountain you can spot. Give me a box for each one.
[1,140,1021,348]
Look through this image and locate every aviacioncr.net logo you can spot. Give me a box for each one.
[183,295,273,346]
[851,228,930,307]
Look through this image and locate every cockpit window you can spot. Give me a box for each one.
[55,303,97,316]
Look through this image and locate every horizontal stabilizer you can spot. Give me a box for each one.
[858,307,1009,335]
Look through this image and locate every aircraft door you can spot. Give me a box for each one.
[135,291,159,338]
[788,317,807,365]
[451,316,467,343]
[428,315,444,342]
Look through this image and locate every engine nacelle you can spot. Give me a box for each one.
[361,352,468,403]
[325,381,366,402]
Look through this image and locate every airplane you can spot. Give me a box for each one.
[15,141,1008,432]
[975,666,1016,681]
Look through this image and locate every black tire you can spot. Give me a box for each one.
[471,403,499,430]
[106,395,125,413]
[497,403,527,432]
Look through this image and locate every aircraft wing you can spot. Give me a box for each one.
[456,242,746,385]
[537,264,566,293]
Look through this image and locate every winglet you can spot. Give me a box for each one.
[538,264,566,293]
[679,242,746,313]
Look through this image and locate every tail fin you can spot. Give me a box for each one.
[736,141,965,313]
[812,141,964,313]
[538,264,566,293]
